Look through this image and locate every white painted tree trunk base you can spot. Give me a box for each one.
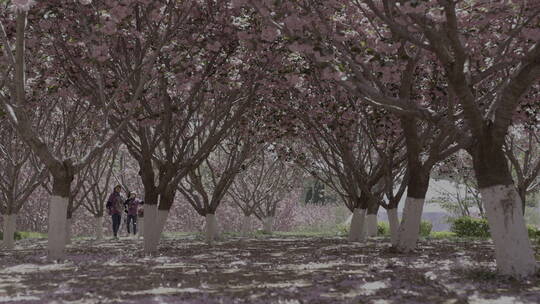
[241,215,251,236]
[138,217,144,239]
[348,208,367,242]
[145,209,169,253]
[365,214,378,237]
[481,185,537,278]
[395,197,424,252]
[143,204,158,254]
[2,214,17,249]
[65,218,73,245]
[48,196,69,260]
[387,208,400,247]
[155,209,169,240]
[95,216,103,241]
[262,216,274,234]
[205,214,219,244]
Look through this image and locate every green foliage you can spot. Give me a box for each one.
[527,225,540,239]
[338,221,390,236]
[420,220,432,237]
[18,231,47,239]
[429,231,457,239]
[525,205,540,227]
[303,178,338,205]
[337,222,348,236]
[377,222,390,236]
[256,229,273,235]
[0,231,18,240]
[451,216,490,238]
[450,217,540,241]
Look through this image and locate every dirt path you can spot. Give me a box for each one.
[1,236,539,303]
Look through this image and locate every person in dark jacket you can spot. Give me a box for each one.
[123,192,142,236]
[106,185,124,239]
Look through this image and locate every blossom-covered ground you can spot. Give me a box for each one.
[1,235,539,303]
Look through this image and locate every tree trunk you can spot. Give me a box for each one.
[143,203,158,254]
[518,186,527,216]
[48,195,69,260]
[48,173,72,260]
[241,215,251,236]
[397,117,430,252]
[365,204,379,237]
[396,197,425,252]
[387,208,400,247]
[470,136,536,278]
[205,213,219,244]
[138,217,144,240]
[155,209,169,241]
[348,208,367,242]
[144,186,174,251]
[395,166,429,252]
[94,216,103,241]
[365,214,378,237]
[2,213,17,249]
[479,185,536,277]
[262,216,274,234]
[65,217,73,245]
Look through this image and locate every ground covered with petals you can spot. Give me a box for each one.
[1,235,539,303]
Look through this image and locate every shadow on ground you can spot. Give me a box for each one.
[1,236,539,303]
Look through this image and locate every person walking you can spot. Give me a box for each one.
[123,192,142,236]
[106,185,124,239]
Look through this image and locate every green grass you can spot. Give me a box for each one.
[13,229,538,243]
[162,231,195,238]
[18,231,47,239]
[429,231,457,239]
[164,230,471,240]
[273,230,342,237]
[427,230,493,242]
[0,231,47,240]
[160,230,343,240]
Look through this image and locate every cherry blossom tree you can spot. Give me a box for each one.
[285,99,396,242]
[0,3,132,259]
[178,128,257,244]
[242,0,461,251]
[81,148,119,241]
[356,0,540,277]
[243,0,539,277]
[227,150,296,235]
[0,118,46,249]
[17,185,48,233]
[505,125,540,213]
[432,151,484,218]
[226,150,301,234]
[16,0,260,253]
[40,157,97,244]
[362,115,408,244]
[253,161,300,234]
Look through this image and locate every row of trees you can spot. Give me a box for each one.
[244,0,540,278]
[0,0,539,278]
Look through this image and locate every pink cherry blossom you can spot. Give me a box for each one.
[261,26,279,42]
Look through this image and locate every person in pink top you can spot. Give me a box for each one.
[123,192,143,236]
